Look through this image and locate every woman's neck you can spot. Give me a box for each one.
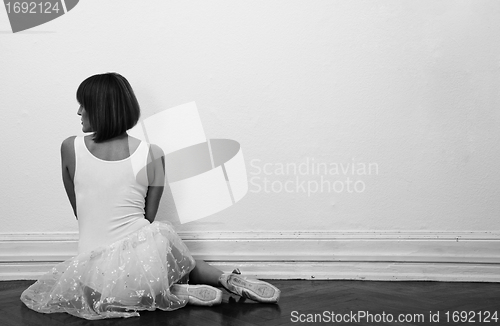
[91,132,128,144]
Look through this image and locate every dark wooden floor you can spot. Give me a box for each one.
[1,280,499,326]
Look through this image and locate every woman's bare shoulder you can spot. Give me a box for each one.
[61,136,77,154]
[61,136,77,173]
[148,143,165,157]
[126,135,164,159]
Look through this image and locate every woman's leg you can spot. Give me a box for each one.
[189,260,223,286]
[168,259,223,306]
[189,260,281,303]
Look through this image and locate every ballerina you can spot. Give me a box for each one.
[20,72,280,320]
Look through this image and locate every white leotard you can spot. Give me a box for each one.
[73,136,151,254]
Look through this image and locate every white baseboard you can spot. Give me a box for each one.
[1,231,499,282]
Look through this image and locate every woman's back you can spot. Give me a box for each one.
[74,135,151,253]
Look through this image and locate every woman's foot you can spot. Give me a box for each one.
[170,284,222,306]
[219,269,281,304]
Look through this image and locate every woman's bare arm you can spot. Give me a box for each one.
[61,136,77,218]
[144,144,165,223]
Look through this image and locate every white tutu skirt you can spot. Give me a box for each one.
[20,222,196,320]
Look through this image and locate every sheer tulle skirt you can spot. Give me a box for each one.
[20,222,196,320]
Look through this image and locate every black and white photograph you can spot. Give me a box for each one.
[1,1,499,325]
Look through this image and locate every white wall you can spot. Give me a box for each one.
[1,0,499,239]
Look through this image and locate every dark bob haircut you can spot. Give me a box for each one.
[76,72,140,142]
